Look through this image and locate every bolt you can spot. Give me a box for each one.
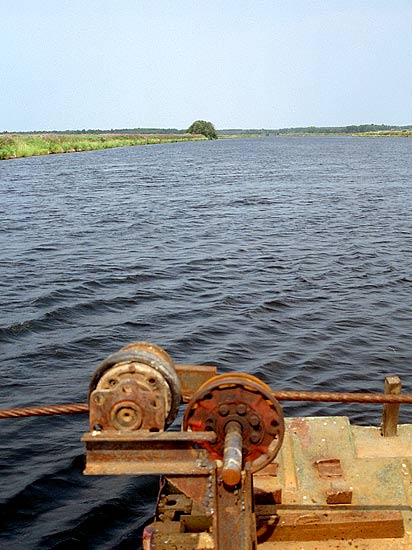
[250,432,260,444]
[249,414,260,428]
[236,403,247,416]
[218,404,230,416]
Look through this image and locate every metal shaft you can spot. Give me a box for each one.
[222,421,243,486]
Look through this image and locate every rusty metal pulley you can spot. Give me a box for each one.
[183,373,285,481]
[88,342,181,432]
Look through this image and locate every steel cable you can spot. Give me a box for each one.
[0,403,89,419]
[1,390,412,419]
[272,390,412,404]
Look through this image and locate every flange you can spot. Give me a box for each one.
[89,342,181,430]
[183,373,284,473]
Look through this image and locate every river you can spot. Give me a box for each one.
[1,136,412,548]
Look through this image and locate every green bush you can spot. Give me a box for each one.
[187,120,218,140]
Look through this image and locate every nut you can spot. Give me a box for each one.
[218,404,230,416]
[249,414,261,428]
[250,432,261,444]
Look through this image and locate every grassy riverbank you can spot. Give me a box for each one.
[355,130,412,137]
[0,133,206,160]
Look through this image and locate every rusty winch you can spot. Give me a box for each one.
[82,342,412,550]
[88,342,182,432]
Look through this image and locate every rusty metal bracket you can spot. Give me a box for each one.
[213,462,257,550]
[82,431,216,476]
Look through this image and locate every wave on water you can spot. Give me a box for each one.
[1,137,412,547]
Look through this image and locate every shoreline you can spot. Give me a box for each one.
[0,133,207,161]
[2,130,411,160]
[219,131,412,138]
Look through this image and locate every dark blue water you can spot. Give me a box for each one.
[1,137,412,548]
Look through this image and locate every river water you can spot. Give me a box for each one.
[1,136,412,548]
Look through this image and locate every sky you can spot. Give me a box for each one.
[1,0,412,132]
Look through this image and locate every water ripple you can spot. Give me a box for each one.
[1,137,412,548]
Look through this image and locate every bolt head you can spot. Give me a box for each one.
[249,414,260,428]
[250,432,261,444]
[218,404,230,416]
[236,403,247,416]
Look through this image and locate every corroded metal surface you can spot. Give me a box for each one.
[89,342,181,430]
[256,508,404,541]
[146,418,412,548]
[4,341,412,548]
[79,343,412,548]
[271,389,412,404]
[176,364,218,401]
[82,431,216,475]
[183,373,285,474]
[213,464,257,550]
[382,375,402,436]
[89,361,171,432]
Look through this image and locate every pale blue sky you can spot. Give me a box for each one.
[1,1,411,131]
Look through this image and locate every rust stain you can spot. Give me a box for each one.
[289,418,311,448]
[314,458,344,478]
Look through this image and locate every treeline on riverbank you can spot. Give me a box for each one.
[2,124,411,160]
[218,124,412,136]
[0,133,206,160]
[7,127,187,135]
[6,123,412,139]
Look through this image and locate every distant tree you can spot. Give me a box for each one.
[187,120,218,140]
